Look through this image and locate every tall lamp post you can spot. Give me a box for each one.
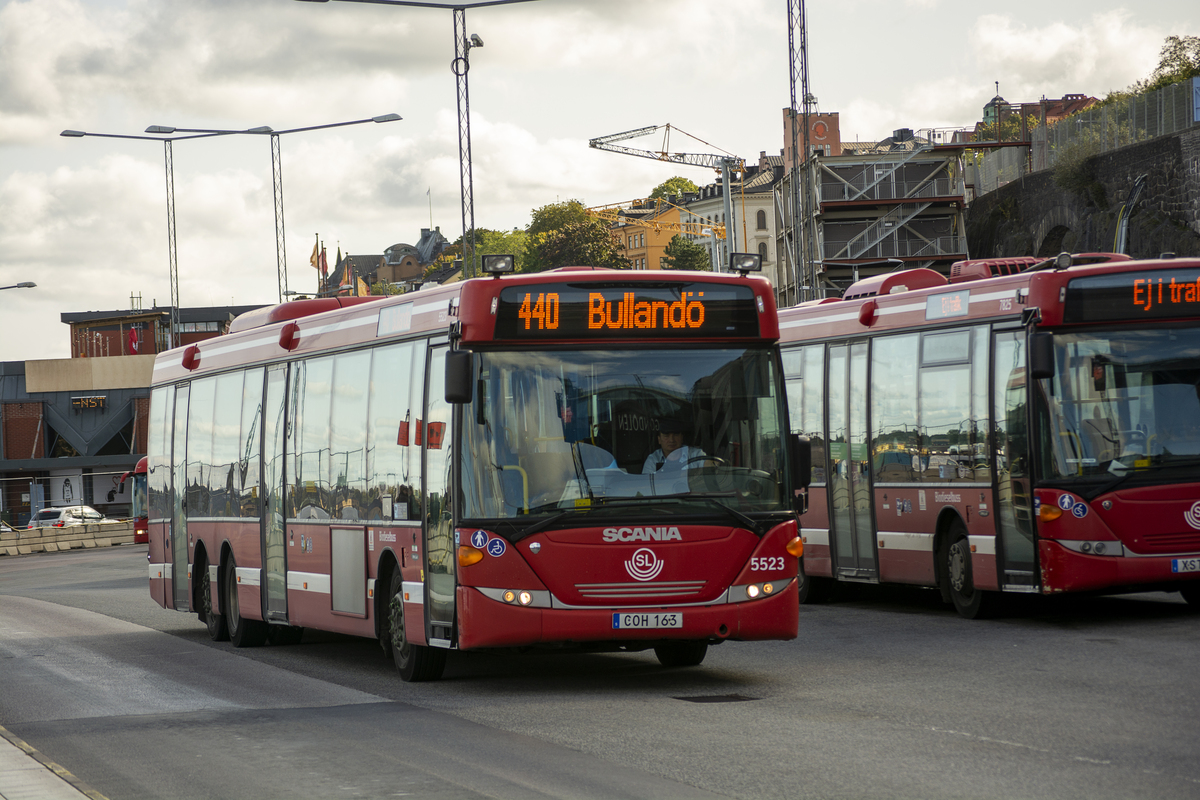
[146,115,401,302]
[61,128,237,348]
[0,282,36,291]
[295,0,537,279]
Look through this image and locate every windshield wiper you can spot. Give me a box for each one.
[518,497,660,538]
[1082,457,1200,500]
[516,494,767,538]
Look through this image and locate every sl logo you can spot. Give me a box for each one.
[625,548,663,581]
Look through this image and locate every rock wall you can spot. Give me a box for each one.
[966,126,1200,259]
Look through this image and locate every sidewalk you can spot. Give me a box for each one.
[0,726,97,800]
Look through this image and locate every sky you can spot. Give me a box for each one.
[1,0,1197,361]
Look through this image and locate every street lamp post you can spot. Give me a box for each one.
[0,282,36,291]
[146,115,401,302]
[294,0,538,279]
[61,128,236,348]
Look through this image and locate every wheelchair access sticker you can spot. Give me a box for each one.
[1058,493,1088,518]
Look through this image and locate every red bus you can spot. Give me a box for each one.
[780,253,1200,617]
[118,456,149,544]
[147,260,809,680]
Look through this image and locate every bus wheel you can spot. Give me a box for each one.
[225,555,267,648]
[797,562,833,604]
[946,523,993,619]
[654,641,708,668]
[1181,584,1199,608]
[387,571,446,682]
[201,557,228,642]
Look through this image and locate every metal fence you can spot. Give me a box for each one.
[973,78,1199,195]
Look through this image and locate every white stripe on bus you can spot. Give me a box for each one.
[801,528,829,546]
[402,581,424,604]
[235,566,260,587]
[968,535,996,556]
[287,571,330,594]
[877,531,935,552]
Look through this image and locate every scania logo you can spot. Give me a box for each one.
[602,526,682,543]
[625,548,664,581]
[1186,501,1200,531]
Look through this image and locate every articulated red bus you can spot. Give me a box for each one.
[780,253,1200,617]
[147,261,809,679]
[118,456,149,544]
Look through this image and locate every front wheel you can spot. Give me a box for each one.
[945,523,997,619]
[797,561,834,604]
[387,571,446,682]
[200,557,228,642]
[225,554,268,647]
[654,641,708,668]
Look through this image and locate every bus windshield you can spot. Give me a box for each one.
[460,347,790,522]
[1038,327,1200,481]
[131,472,148,520]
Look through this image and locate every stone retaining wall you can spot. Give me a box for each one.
[1,521,136,556]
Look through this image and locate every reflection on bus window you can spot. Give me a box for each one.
[1038,328,1200,480]
[459,348,789,518]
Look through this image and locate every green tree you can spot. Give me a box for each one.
[649,177,699,201]
[661,234,711,271]
[458,227,528,273]
[526,199,591,238]
[370,280,402,296]
[528,219,627,271]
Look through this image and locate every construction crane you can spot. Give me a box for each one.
[589,124,743,269]
[586,197,727,241]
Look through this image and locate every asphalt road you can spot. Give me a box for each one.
[2,545,1198,799]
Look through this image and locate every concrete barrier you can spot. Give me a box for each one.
[0,521,136,557]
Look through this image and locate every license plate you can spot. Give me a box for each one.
[612,612,682,629]
[1172,558,1200,574]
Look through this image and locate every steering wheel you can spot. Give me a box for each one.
[683,455,727,467]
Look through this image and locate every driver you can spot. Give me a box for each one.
[642,418,708,473]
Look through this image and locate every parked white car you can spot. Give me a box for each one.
[26,505,110,529]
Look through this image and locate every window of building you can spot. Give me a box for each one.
[757,210,767,230]
[758,242,768,261]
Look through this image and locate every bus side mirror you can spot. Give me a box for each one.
[445,349,474,403]
[1029,332,1055,380]
[790,433,811,515]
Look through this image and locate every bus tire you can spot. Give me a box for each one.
[387,571,446,682]
[946,522,995,620]
[797,562,833,604]
[1180,583,1200,608]
[200,555,228,642]
[225,555,268,648]
[654,641,708,668]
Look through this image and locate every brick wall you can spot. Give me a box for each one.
[2,403,45,460]
[133,397,150,455]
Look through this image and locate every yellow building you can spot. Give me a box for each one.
[609,200,683,271]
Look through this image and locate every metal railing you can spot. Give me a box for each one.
[971,78,1198,195]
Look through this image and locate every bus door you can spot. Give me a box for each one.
[261,364,289,622]
[423,345,456,647]
[992,329,1038,589]
[828,342,878,580]
[170,384,190,610]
